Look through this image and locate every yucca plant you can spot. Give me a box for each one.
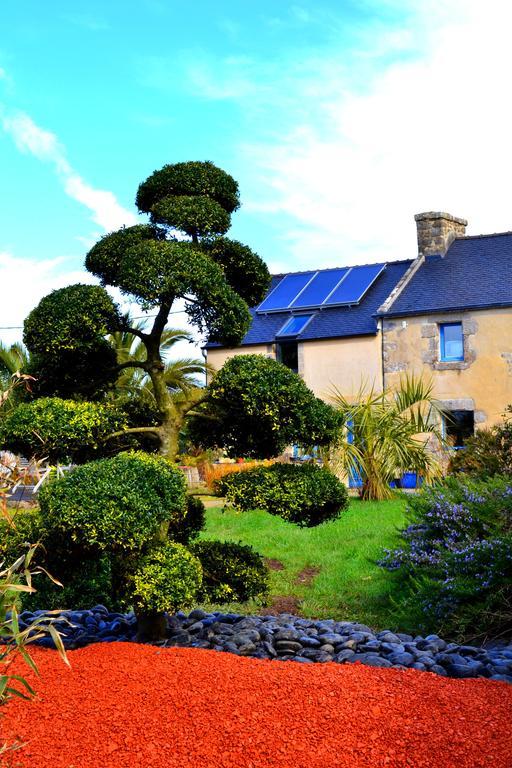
[0,546,69,756]
[329,374,446,500]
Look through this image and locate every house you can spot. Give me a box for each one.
[378,212,512,444]
[206,211,512,445]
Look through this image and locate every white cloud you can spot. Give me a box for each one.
[0,110,137,232]
[241,0,512,267]
[0,251,94,346]
[0,252,201,361]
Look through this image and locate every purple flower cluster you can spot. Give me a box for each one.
[379,476,512,630]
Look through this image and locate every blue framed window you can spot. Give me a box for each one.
[277,314,313,337]
[440,322,464,361]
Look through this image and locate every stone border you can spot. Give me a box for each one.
[20,606,512,683]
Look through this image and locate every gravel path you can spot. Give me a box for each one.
[4,643,512,768]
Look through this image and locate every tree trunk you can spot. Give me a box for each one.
[157,413,181,461]
[135,610,168,642]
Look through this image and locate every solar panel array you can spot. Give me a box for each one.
[257,264,385,313]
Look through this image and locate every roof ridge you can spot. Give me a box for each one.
[456,230,512,241]
[271,257,412,279]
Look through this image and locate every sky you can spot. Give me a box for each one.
[1,0,512,356]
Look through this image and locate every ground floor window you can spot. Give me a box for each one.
[443,409,475,447]
[276,341,298,373]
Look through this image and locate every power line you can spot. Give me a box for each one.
[0,309,190,331]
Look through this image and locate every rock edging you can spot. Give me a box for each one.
[20,606,512,683]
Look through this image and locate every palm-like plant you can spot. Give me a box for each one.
[0,344,31,416]
[108,322,210,403]
[0,342,29,390]
[328,374,445,500]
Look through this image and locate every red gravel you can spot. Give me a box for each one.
[3,643,512,768]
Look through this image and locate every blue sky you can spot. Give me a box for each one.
[1,0,512,352]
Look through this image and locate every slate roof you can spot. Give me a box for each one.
[208,259,412,348]
[381,232,512,318]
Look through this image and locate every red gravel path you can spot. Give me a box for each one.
[3,643,512,768]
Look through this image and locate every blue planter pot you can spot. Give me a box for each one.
[401,472,420,489]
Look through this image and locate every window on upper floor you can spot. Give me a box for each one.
[440,322,464,361]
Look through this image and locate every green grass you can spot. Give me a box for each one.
[199,496,409,630]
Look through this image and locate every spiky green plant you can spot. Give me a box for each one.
[329,374,446,500]
[0,545,69,756]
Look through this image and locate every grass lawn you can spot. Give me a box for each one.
[199,495,408,630]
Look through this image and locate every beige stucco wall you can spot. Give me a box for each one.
[206,335,382,403]
[206,344,272,380]
[382,308,512,427]
[300,336,382,400]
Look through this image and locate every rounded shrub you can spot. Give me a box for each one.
[24,284,120,356]
[0,509,113,610]
[129,542,202,613]
[218,463,348,527]
[190,355,342,459]
[190,540,269,603]
[136,161,240,216]
[168,495,206,545]
[0,397,126,463]
[38,451,187,549]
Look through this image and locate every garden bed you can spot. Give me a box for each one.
[4,643,511,768]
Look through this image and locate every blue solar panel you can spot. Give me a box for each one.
[290,269,348,308]
[277,314,313,336]
[325,264,385,306]
[257,272,315,312]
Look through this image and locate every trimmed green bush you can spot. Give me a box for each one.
[130,542,202,613]
[0,397,126,463]
[23,284,120,399]
[190,355,342,459]
[218,463,348,527]
[168,495,206,545]
[191,540,269,603]
[38,451,187,550]
[0,510,113,610]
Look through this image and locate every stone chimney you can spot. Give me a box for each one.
[415,211,467,258]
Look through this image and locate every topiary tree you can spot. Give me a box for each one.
[2,453,269,640]
[36,451,202,639]
[21,161,271,459]
[188,354,342,458]
[19,160,341,462]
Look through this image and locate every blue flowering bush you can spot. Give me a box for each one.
[379,476,512,639]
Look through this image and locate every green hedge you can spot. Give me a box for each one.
[218,463,348,527]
